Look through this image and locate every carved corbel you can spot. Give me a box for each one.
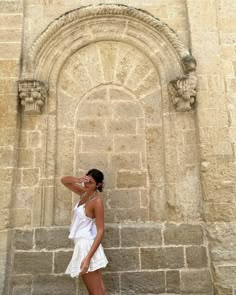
[18,79,48,114]
[168,55,197,112]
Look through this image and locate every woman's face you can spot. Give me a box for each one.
[84,175,97,191]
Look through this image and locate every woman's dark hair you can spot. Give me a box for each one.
[86,168,104,192]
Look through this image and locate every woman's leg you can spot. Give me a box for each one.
[81,269,106,295]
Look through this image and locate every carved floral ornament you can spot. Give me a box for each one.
[18,79,48,114]
[19,4,197,114]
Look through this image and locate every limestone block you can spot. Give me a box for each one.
[35,227,73,250]
[0,147,14,167]
[121,271,165,294]
[0,209,9,230]
[0,168,15,184]
[141,91,162,125]
[54,251,73,274]
[115,45,137,85]
[141,247,184,269]
[111,101,144,118]
[117,171,147,188]
[198,108,228,128]
[22,168,39,186]
[10,275,32,295]
[202,181,235,203]
[98,42,118,83]
[0,14,22,28]
[18,149,34,167]
[14,230,33,250]
[110,153,141,170]
[164,223,203,245]
[81,136,112,152]
[32,275,76,295]
[166,270,180,293]
[0,79,17,94]
[181,270,213,294]
[214,284,233,295]
[0,43,21,59]
[106,189,140,209]
[102,273,120,295]
[75,44,104,88]
[134,70,160,98]
[145,126,164,181]
[121,223,162,247]
[0,29,21,42]
[13,252,53,274]
[109,88,133,100]
[28,131,41,148]
[105,248,139,271]
[107,119,136,135]
[114,135,145,152]
[0,127,18,146]
[103,223,120,248]
[105,207,148,223]
[204,202,236,222]
[12,208,31,227]
[56,128,74,175]
[0,1,23,13]
[0,59,19,78]
[76,118,105,135]
[206,223,236,254]
[76,153,109,172]
[149,183,167,221]
[186,246,208,268]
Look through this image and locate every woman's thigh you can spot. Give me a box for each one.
[81,269,105,295]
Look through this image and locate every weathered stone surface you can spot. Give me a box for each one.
[186,246,208,268]
[105,249,139,271]
[10,275,32,295]
[13,252,52,274]
[164,224,204,245]
[14,230,33,250]
[121,223,162,247]
[117,171,147,188]
[35,227,73,250]
[103,273,120,295]
[54,251,73,274]
[121,271,165,294]
[181,270,213,294]
[32,275,76,295]
[141,247,184,269]
[166,270,180,293]
[103,223,120,248]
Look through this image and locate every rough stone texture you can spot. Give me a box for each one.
[35,227,73,250]
[1,0,236,294]
[141,247,185,269]
[13,230,33,250]
[121,271,165,294]
[164,223,204,245]
[13,252,53,274]
[32,275,76,295]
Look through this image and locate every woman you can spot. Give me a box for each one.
[61,168,108,295]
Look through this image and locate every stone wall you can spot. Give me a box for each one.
[0,1,23,294]
[0,0,236,294]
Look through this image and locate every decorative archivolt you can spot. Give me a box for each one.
[19,4,197,113]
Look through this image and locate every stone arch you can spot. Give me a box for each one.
[19,4,202,226]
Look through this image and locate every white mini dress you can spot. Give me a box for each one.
[65,201,108,278]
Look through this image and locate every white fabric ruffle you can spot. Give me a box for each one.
[65,238,108,278]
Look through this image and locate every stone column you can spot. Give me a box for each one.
[0,1,23,293]
[186,0,236,293]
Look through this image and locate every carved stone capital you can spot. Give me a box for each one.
[168,55,197,112]
[18,79,48,114]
